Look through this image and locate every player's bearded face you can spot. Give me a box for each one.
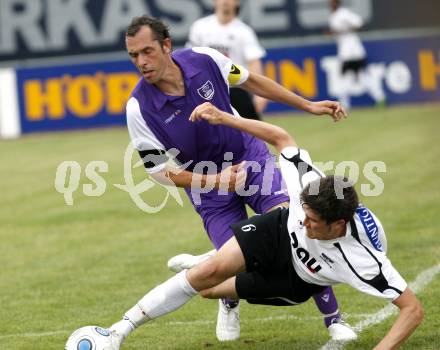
[126,26,168,84]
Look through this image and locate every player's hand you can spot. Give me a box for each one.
[215,161,247,192]
[308,100,347,122]
[189,102,229,124]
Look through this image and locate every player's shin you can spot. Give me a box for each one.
[313,286,340,327]
[313,286,357,341]
[110,271,197,339]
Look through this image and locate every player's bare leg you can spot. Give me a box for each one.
[167,199,355,342]
[167,251,241,341]
[199,276,238,299]
[185,240,244,341]
[108,237,245,348]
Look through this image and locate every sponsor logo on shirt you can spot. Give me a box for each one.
[320,253,335,268]
[290,231,322,273]
[273,188,288,196]
[164,109,182,124]
[356,206,383,251]
[197,80,215,100]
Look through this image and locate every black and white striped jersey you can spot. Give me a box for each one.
[279,146,407,301]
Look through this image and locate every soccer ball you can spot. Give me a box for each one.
[65,326,114,350]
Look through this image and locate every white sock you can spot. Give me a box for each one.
[110,318,135,339]
[112,270,197,335]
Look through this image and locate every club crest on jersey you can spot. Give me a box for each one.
[197,80,215,100]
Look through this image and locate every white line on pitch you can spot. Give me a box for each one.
[320,262,440,350]
[2,263,438,342]
[0,314,360,339]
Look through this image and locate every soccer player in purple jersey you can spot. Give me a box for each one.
[123,15,355,341]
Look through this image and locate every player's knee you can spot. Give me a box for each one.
[194,257,226,284]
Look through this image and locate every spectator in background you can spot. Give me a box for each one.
[329,0,386,109]
[187,0,267,120]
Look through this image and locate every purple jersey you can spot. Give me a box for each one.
[129,47,269,173]
[127,47,289,248]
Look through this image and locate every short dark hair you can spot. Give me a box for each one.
[300,175,359,224]
[331,0,341,8]
[126,15,170,47]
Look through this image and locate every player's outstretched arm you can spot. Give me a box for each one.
[190,102,296,153]
[241,72,347,122]
[247,59,269,114]
[373,288,423,350]
[150,163,246,192]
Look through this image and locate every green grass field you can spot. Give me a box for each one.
[1,104,439,349]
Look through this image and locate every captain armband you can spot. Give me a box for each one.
[227,63,249,86]
[138,149,169,169]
